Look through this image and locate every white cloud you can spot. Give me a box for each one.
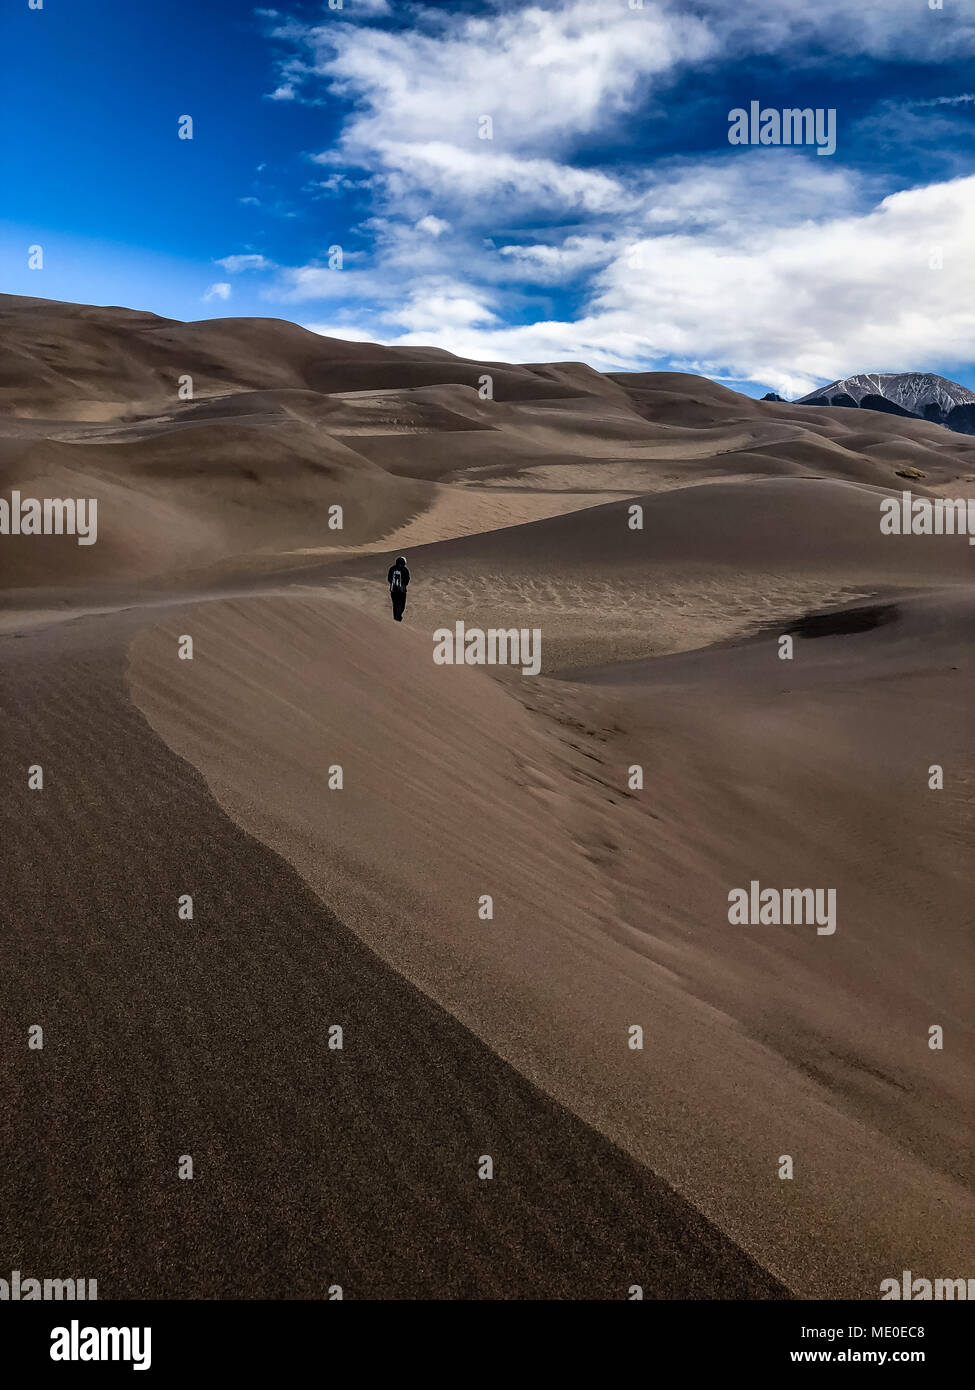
[216,254,275,273]
[271,258,380,304]
[391,288,499,335]
[705,0,975,63]
[257,0,975,392]
[499,235,618,284]
[415,215,450,238]
[916,93,975,107]
[295,175,975,397]
[365,140,632,216]
[302,322,378,343]
[300,1,715,161]
[270,0,975,146]
[203,282,232,302]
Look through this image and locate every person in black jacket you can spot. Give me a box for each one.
[387,554,410,621]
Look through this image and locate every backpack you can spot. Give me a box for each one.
[390,569,404,592]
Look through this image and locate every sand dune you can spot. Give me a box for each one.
[127,589,974,1298]
[1,606,789,1299]
[327,475,975,668]
[5,292,975,600]
[1,293,972,1300]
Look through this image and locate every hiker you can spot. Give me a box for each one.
[387,554,410,621]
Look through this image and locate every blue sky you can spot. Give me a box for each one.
[3,0,975,397]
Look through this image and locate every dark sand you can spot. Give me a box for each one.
[0,611,785,1299]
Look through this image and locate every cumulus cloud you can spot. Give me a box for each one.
[203,282,232,302]
[587,175,975,394]
[302,175,975,395]
[258,0,975,392]
[293,1,715,156]
[392,287,500,334]
[415,215,450,237]
[268,0,974,135]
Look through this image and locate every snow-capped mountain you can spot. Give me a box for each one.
[797,373,975,434]
[801,372,973,414]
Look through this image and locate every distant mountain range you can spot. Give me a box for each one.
[762,373,975,436]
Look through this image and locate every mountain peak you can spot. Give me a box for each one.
[799,372,975,414]
[795,372,975,435]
